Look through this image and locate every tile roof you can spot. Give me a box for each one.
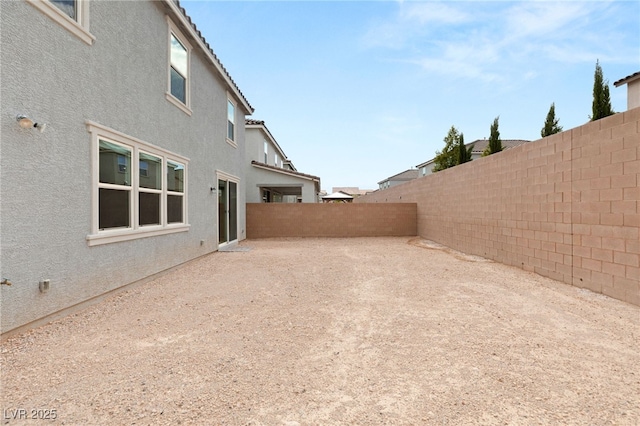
[467,139,531,154]
[170,0,253,113]
[614,71,640,87]
[378,169,419,184]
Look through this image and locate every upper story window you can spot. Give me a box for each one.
[51,0,75,18]
[26,0,95,45]
[86,121,189,246]
[226,99,236,146]
[275,153,279,167]
[264,141,268,163]
[170,34,188,103]
[165,18,192,115]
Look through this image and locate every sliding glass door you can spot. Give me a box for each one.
[218,177,238,245]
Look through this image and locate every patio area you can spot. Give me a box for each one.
[2,237,639,425]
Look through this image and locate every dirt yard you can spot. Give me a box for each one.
[1,237,639,425]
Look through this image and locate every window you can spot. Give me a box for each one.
[226,99,236,146]
[51,0,75,18]
[264,141,268,163]
[26,0,94,45]
[87,121,189,246]
[166,18,192,115]
[170,34,187,102]
[275,153,279,167]
[167,161,185,223]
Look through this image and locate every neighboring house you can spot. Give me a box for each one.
[378,169,419,190]
[415,159,438,177]
[332,187,375,198]
[614,71,640,111]
[416,139,531,177]
[245,119,321,203]
[0,0,253,334]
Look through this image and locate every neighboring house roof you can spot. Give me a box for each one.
[245,119,288,160]
[169,0,253,114]
[467,139,530,155]
[614,71,640,87]
[378,169,419,185]
[332,187,373,196]
[322,191,354,200]
[416,158,436,168]
[250,160,320,183]
[416,139,531,168]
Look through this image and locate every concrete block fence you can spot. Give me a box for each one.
[246,203,417,238]
[357,108,640,307]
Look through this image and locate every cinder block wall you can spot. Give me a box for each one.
[357,108,640,306]
[246,203,417,238]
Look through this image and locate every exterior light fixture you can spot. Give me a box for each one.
[16,114,47,133]
[17,114,34,128]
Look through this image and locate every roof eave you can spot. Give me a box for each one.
[251,161,320,182]
[614,71,640,87]
[165,0,254,114]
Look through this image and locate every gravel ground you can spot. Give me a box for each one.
[1,237,639,425]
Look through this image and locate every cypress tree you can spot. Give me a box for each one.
[484,116,502,156]
[457,132,472,164]
[541,103,563,137]
[591,60,614,121]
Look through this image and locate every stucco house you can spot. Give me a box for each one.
[614,71,640,111]
[378,169,419,190]
[416,139,530,177]
[245,119,321,203]
[1,0,253,334]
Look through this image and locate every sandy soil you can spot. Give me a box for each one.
[1,237,639,425]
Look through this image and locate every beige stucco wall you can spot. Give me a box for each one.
[357,108,640,306]
[627,79,640,110]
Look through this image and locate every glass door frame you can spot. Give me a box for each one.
[216,170,240,248]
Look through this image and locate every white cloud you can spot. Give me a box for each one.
[503,2,593,40]
[360,1,471,49]
[363,1,637,84]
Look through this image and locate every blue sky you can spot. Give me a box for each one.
[182,0,639,192]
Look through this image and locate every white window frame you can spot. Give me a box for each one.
[86,121,189,246]
[165,17,192,116]
[216,170,241,247]
[264,141,268,163]
[226,96,237,147]
[26,0,95,45]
